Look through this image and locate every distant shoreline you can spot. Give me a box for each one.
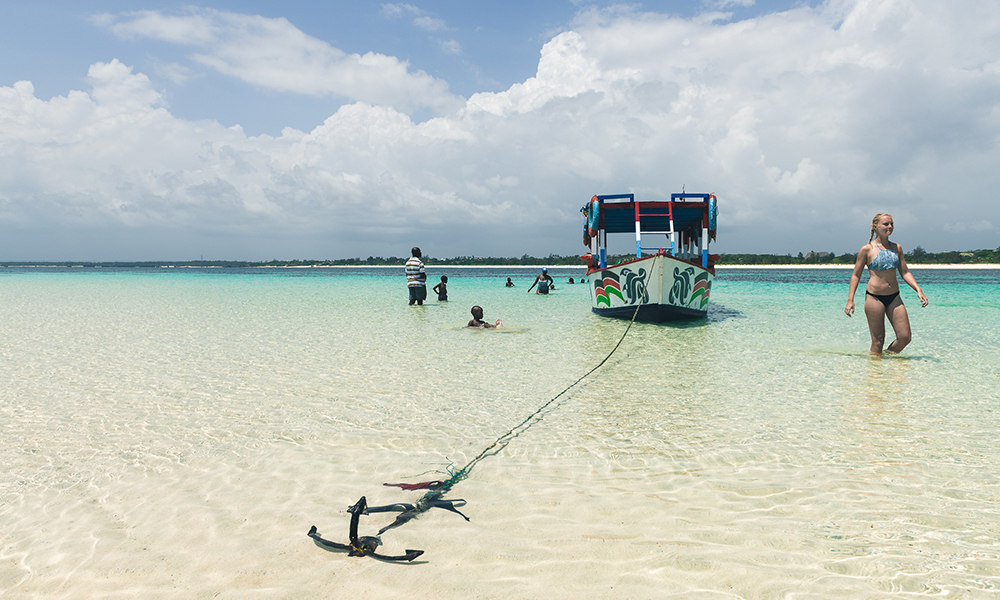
[3,263,998,270]
[340,264,1000,269]
[715,264,1000,269]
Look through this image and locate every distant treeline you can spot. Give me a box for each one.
[0,255,584,268]
[2,247,998,268]
[716,246,1000,265]
[312,254,587,267]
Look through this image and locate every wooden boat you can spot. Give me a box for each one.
[581,192,718,322]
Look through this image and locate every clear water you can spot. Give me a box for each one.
[2,266,998,598]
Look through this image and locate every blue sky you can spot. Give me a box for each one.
[3,1,816,136]
[1,0,998,261]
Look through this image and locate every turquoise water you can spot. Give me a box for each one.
[1,266,998,598]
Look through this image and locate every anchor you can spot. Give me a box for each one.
[307,496,423,562]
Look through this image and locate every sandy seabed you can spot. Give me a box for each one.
[2,267,999,598]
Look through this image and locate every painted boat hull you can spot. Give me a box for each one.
[587,254,712,322]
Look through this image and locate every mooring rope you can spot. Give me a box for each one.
[315,258,660,557]
[415,255,658,502]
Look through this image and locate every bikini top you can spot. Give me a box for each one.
[868,244,899,271]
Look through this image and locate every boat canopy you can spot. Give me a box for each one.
[600,198,708,235]
[582,192,717,271]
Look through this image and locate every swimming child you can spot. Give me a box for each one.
[468,305,501,328]
[433,275,448,301]
[505,277,515,287]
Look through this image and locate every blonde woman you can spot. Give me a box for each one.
[845,213,928,354]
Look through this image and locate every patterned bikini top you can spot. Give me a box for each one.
[868,244,899,271]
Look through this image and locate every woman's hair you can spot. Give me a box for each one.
[869,213,892,242]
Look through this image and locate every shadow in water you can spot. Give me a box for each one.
[707,303,744,323]
[809,349,941,363]
[625,302,745,329]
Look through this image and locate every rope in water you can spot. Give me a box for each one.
[418,255,657,501]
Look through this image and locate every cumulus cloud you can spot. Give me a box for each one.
[94,8,462,115]
[3,0,1000,260]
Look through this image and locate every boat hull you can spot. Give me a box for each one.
[587,254,712,322]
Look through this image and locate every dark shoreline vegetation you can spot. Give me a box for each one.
[1,246,998,268]
[718,246,1000,265]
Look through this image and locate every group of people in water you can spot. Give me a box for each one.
[409,213,929,353]
[404,248,578,330]
[405,247,454,305]
[504,272,575,289]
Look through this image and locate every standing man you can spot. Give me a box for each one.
[405,247,427,305]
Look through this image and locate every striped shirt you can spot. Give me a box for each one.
[404,257,425,288]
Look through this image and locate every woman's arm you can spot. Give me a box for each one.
[845,247,867,316]
[895,244,929,307]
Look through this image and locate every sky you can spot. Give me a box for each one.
[1,0,998,261]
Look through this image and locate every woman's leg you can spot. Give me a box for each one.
[884,297,912,353]
[864,293,887,354]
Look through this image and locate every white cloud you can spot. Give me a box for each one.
[96,8,462,115]
[380,3,419,19]
[152,61,196,85]
[944,220,994,234]
[381,3,448,31]
[466,31,603,116]
[87,59,164,110]
[768,158,832,195]
[710,0,757,8]
[439,40,462,56]
[414,16,448,32]
[93,10,218,45]
[4,0,1000,259]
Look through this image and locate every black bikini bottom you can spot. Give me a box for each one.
[866,290,900,308]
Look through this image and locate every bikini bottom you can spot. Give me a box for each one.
[866,290,900,309]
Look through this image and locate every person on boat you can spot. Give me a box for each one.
[405,247,426,306]
[468,305,501,328]
[505,277,515,287]
[433,275,448,302]
[845,213,928,354]
[527,268,554,294]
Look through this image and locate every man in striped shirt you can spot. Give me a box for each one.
[405,247,427,305]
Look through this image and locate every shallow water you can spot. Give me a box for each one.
[1,266,998,598]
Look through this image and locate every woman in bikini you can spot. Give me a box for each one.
[845,213,928,354]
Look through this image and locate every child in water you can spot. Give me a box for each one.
[433,275,448,301]
[468,305,501,328]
